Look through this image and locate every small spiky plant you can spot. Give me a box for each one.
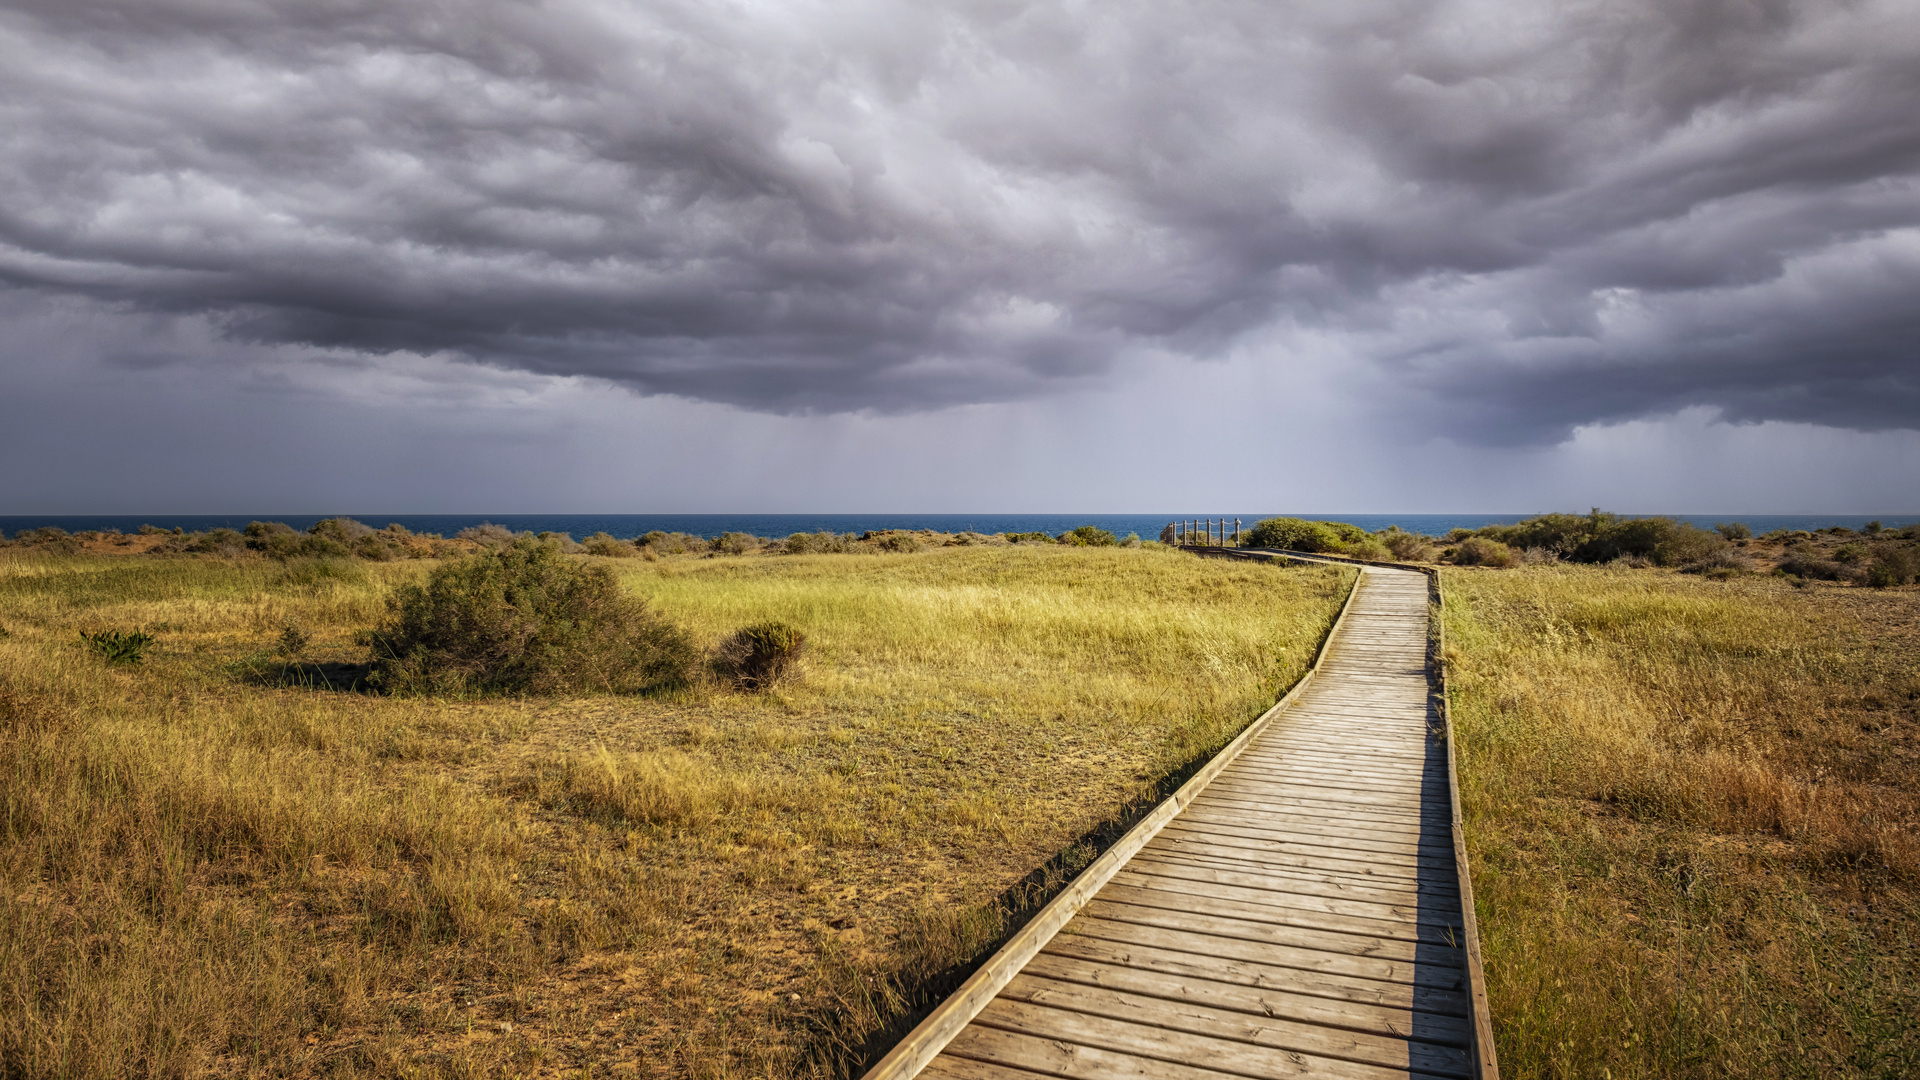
[80,629,155,666]
[713,621,807,691]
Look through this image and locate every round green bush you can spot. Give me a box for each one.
[364,537,697,696]
[713,621,808,690]
[1241,517,1344,553]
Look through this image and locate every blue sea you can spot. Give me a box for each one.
[4,512,1916,541]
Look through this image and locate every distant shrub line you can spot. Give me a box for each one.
[2,521,1156,560]
[1234,511,1920,585]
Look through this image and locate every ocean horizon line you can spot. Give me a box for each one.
[7,511,1918,542]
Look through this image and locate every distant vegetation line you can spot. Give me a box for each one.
[7,510,1918,587]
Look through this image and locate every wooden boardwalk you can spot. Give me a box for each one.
[866,562,1495,1080]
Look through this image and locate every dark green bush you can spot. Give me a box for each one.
[1776,546,1851,582]
[1452,537,1517,568]
[454,522,520,548]
[711,532,761,556]
[1715,521,1753,540]
[784,531,859,555]
[875,532,923,553]
[636,531,707,555]
[713,621,807,691]
[1865,545,1920,588]
[582,532,637,557]
[277,624,312,656]
[1058,525,1118,547]
[81,629,155,666]
[308,517,374,545]
[1241,517,1344,553]
[1377,528,1435,562]
[1002,531,1056,544]
[363,537,697,697]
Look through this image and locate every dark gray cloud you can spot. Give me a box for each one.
[1,0,1916,438]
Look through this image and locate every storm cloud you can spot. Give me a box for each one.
[2,0,1917,441]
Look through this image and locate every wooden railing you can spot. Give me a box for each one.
[1169,517,1242,547]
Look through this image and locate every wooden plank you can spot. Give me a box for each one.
[1170,813,1455,855]
[1188,796,1443,829]
[921,1057,1059,1080]
[1026,949,1474,1046]
[1078,899,1462,968]
[1039,932,1471,1018]
[1098,879,1464,946]
[1175,795,1443,837]
[1161,813,1460,860]
[1155,824,1460,874]
[1148,834,1430,883]
[1137,849,1464,906]
[1200,777,1453,813]
[1218,761,1446,794]
[1150,832,1435,881]
[939,1025,1252,1080]
[1237,746,1446,771]
[998,973,1473,1076]
[968,998,1421,1080]
[1063,915,1467,992]
[1204,774,1453,810]
[1128,847,1456,898]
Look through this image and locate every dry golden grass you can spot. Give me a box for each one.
[0,546,1349,1079]
[1444,566,1920,1078]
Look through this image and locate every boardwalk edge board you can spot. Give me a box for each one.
[857,565,1365,1080]
[1433,568,1501,1080]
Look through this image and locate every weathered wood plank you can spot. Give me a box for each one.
[1026,949,1474,1046]
[998,974,1473,1076]
[1097,879,1463,946]
[1038,934,1472,1019]
[968,998,1420,1080]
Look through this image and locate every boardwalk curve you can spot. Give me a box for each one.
[863,561,1495,1080]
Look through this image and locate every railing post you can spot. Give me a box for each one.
[1234,518,1241,545]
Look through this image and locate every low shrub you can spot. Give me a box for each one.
[637,531,708,555]
[582,532,638,557]
[875,533,923,553]
[1452,537,1517,568]
[711,532,761,556]
[712,621,808,691]
[1715,521,1753,540]
[784,531,859,555]
[1002,531,1056,544]
[1058,525,1118,547]
[1776,547,1851,582]
[277,624,312,656]
[1377,528,1435,563]
[1681,549,1756,576]
[309,517,375,545]
[276,558,367,589]
[454,522,520,548]
[81,629,155,665]
[1241,517,1345,553]
[1865,545,1920,588]
[363,537,698,696]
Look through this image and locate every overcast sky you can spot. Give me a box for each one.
[3,0,1918,513]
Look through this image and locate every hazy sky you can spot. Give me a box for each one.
[3,0,1918,513]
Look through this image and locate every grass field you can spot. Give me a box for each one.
[1444,566,1920,1078]
[0,546,1350,1079]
